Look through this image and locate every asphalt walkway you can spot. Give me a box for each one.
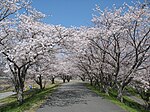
[37,82,127,112]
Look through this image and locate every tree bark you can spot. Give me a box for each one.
[67,79,70,82]
[117,87,123,102]
[90,79,93,86]
[39,76,43,89]
[63,79,66,83]
[51,77,55,84]
[103,85,109,95]
[66,76,71,82]
[81,77,85,81]
[34,75,45,90]
[17,87,24,104]
[39,82,43,89]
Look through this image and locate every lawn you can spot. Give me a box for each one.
[0,83,59,112]
[86,83,149,112]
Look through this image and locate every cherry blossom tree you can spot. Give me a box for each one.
[28,50,57,88]
[1,10,65,103]
[132,60,150,109]
[0,0,149,106]
[66,1,150,103]
[0,0,30,45]
[90,2,150,102]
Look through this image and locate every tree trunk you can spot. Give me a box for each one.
[117,87,123,102]
[39,76,43,89]
[51,77,55,84]
[17,87,24,104]
[81,77,85,81]
[67,79,70,82]
[35,75,44,90]
[17,68,25,104]
[145,102,150,110]
[63,79,66,83]
[112,77,119,89]
[3,53,31,105]
[104,85,109,95]
[90,79,93,86]
[94,78,100,89]
[39,82,43,89]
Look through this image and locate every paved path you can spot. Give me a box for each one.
[37,82,127,112]
[0,92,16,100]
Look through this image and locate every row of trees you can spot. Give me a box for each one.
[63,2,150,108]
[0,0,73,104]
[0,0,149,108]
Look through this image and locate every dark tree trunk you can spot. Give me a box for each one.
[90,79,93,86]
[81,77,85,81]
[51,77,55,84]
[94,78,100,89]
[66,76,71,82]
[63,79,66,83]
[78,74,86,81]
[35,75,45,90]
[67,79,70,82]
[39,82,43,89]
[38,75,43,89]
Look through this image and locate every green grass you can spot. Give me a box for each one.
[124,86,138,96]
[0,84,59,112]
[0,85,13,93]
[86,83,149,112]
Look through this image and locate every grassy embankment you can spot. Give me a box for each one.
[86,83,149,112]
[0,79,13,93]
[0,83,59,112]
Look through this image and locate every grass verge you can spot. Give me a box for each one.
[0,84,59,112]
[86,83,149,112]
